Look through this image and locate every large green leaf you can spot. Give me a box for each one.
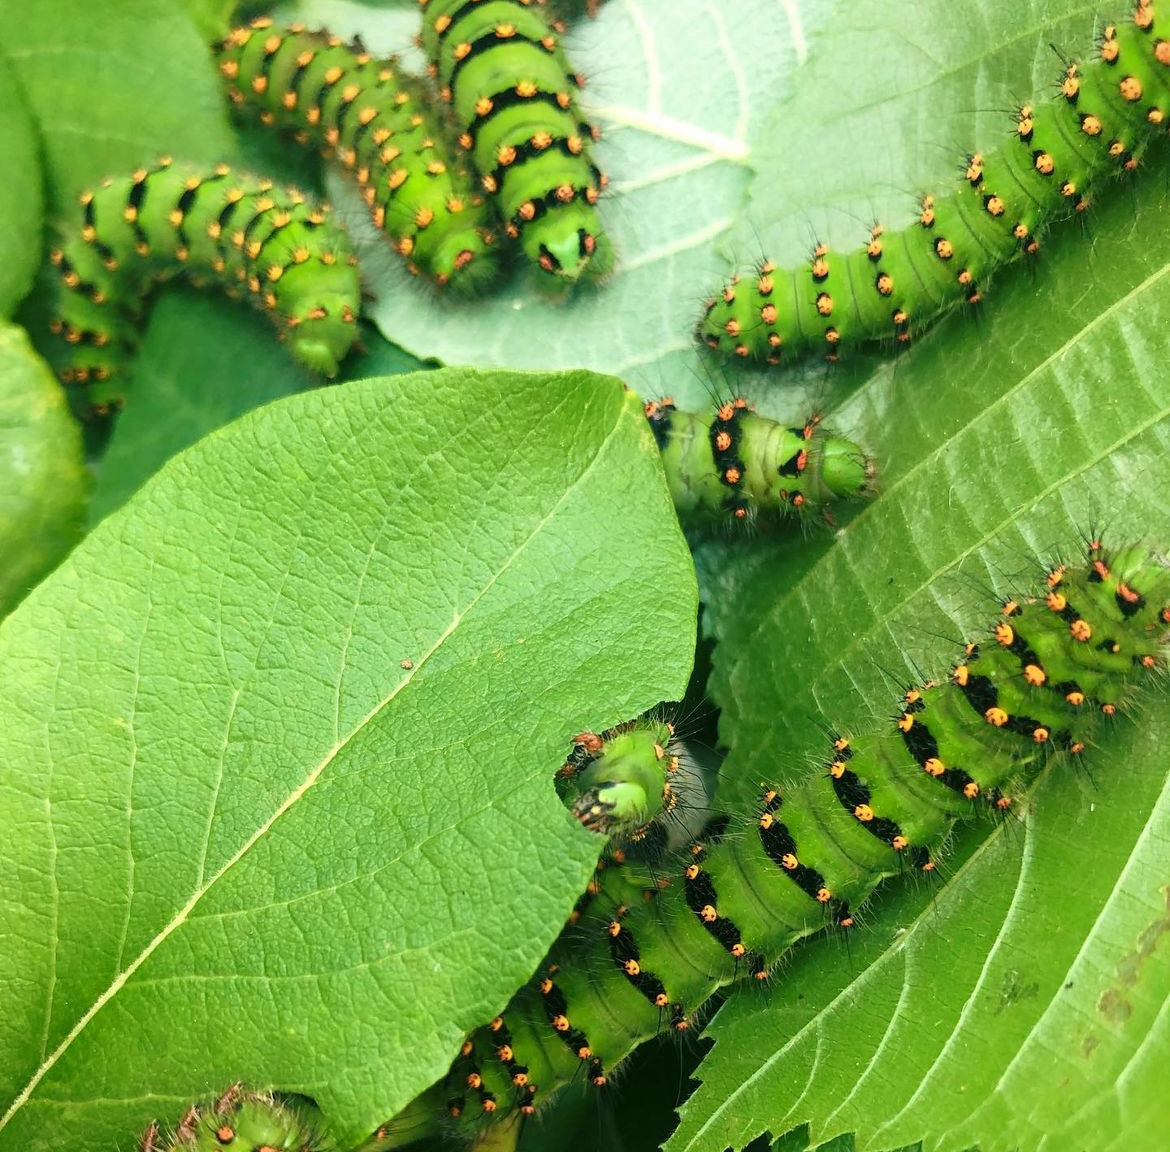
[89,290,319,523]
[0,321,88,615]
[0,368,697,1151]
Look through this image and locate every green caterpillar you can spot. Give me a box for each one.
[645,397,872,526]
[218,19,499,291]
[698,1,1170,363]
[418,0,613,285]
[139,1085,332,1152]
[371,539,1170,1146]
[50,159,361,413]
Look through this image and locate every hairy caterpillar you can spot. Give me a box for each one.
[218,19,499,291]
[369,540,1170,1146]
[645,397,873,526]
[418,0,613,285]
[138,1085,330,1152]
[49,159,361,413]
[699,1,1170,364]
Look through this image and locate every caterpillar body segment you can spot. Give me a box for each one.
[369,541,1170,1145]
[644,397,873,526]
[218,20,500,291]
[699,3,1170,363]
[50,160,361,412]
[418,0,613,285]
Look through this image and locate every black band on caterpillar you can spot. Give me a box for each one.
[138,1084,329,1151]
[644,397,874,525]
[218,19,500,291]
[369,540,1170,1146]
[418,0,613,285]
[49,159,361,413]
[698,2,1170,364]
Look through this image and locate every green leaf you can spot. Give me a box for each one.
[0,320,88,616]
[0,52,43,316]
[0,368,697,1151]
[181,0,245,44]
[1,0,237,210]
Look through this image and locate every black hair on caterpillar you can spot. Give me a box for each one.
[644,397,873,526]
[49,159,361,414]
[417,0,613,286]
[217,18,499,292]
[698,1,1170,364]
[365,539,1170,1147]
[138,1084,331,1152]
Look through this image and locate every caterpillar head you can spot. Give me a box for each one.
[563,722,677,840]
[286,293,359,377]
[525,203,614,286]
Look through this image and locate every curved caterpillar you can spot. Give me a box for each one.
[139,1085,330,1152]
[418,0,613,285]
[645,397,873,526]
[370,539,1170,1146]
[218,19,499,291]
[699,1,1170,364]
[50,159,361,413]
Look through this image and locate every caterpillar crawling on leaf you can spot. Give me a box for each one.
[645,397,873,527]
[369,539,1170,1147]
[218,18,500,291]
[50,159,361,413]
[699,1,1170,364]
[418,0,613,286]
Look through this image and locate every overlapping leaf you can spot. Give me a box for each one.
[0,368,697,1151]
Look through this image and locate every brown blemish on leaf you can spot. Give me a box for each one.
[1094,886,1170,1027]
